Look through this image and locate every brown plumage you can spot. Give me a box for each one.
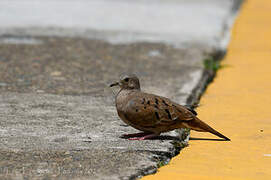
[110,74,230,141]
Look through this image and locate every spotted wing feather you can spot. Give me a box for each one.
[123,93,196,129]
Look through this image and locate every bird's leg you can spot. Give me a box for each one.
[121,132,152,138]
[128,133,159,140]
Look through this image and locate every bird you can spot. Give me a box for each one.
[110,74,230,141]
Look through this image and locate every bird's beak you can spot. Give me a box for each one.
[109,82,120,87]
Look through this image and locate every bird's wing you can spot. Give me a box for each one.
[123,93,195,128]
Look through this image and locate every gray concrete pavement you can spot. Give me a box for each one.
[0,0,240,48]
[0,0,242,179]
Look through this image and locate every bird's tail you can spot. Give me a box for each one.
[185,117,230,141]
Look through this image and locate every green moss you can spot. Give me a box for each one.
[171,140,189,150]
[203,57,221,72]
[157,160,167,168]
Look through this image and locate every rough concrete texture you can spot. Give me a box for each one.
[0,0,242,179]
[0,0,241,48]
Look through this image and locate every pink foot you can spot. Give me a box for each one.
[128,133,158,140]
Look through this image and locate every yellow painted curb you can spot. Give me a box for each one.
[142,0,271,179]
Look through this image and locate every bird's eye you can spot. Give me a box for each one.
[124,78,129,82]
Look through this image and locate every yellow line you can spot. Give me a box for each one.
[143,0,271,179]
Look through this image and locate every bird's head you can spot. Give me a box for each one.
[110,74,141,90]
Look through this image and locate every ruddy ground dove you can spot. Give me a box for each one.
[110,74,230,141]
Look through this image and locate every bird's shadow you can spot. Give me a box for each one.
[120,135,181,141]
[121,135,229,141]
[150,135,181,141]
[189,137,230,141]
